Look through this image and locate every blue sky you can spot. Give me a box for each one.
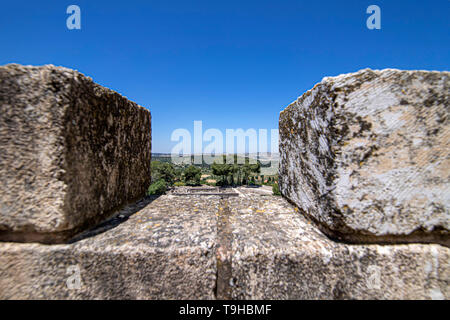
[1,0,449,152]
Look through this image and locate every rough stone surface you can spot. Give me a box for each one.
[0,64,151,243]
[279,68,450,245]
[0,195,217,299]
[1,189,447,300]
[227,193,449,299]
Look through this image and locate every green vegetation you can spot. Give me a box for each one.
[147,179,167,195]
[183,165,201,186]
[151,161,175,186]
[272,183,281,196]
[150,155,278,188]
[211,155,261,186]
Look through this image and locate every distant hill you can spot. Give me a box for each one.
[151,153,279,175]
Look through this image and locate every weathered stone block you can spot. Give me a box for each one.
[226,194,449,300]
[279,69,449,245]
[0,196,217,299]
[0,64,151,243]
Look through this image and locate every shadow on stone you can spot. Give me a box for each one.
[67,195,161,243]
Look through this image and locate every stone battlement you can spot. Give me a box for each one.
[279,68,449,246]
[0,64,151,243]
[1,190,448,299]
[0,66,448,299]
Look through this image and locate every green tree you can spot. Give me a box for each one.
[272,183,281,196]
[250,162,261,176]
[174,167,183,182]
[184,165,201,186]
[151,161,175,186]
[241,161,261,186]
[211,162,232,186]
[147,179,167,195]
[229,164,240,186]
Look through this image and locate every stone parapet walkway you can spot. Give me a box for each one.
[0,187,448,299]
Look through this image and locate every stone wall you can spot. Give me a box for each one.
[1,65,448,300]
[1,193,447,300]
[279,69,449,246]
[0,196,217,299]
[0,64,151,243]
